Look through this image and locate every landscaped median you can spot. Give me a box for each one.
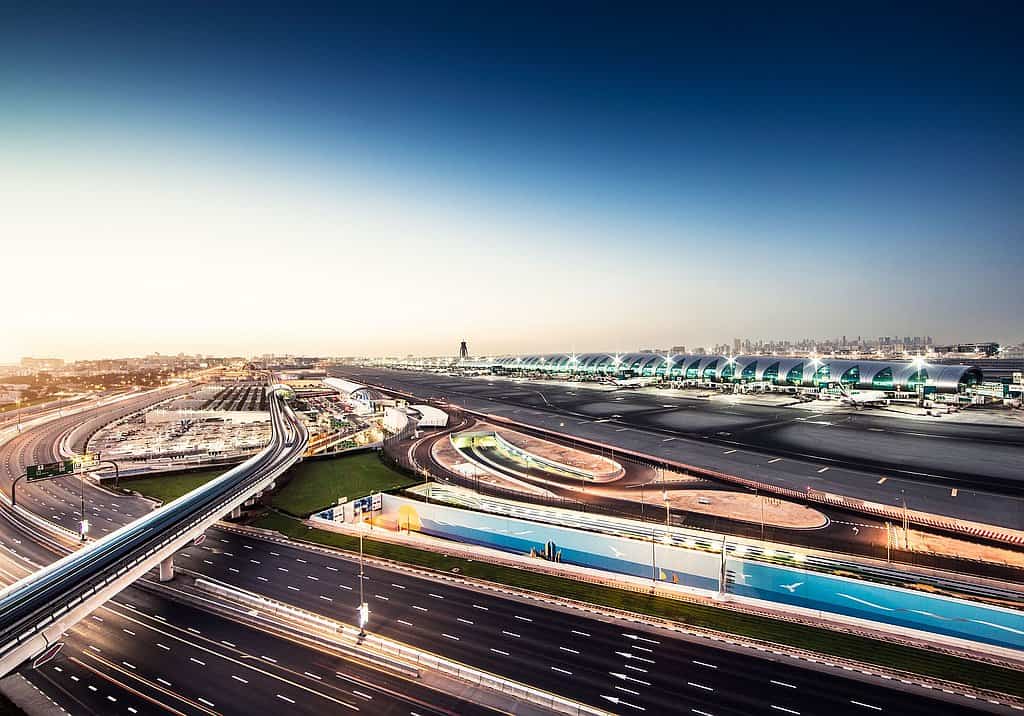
[252,510,1024,700]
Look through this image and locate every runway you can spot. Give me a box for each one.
[336,368,1024,531]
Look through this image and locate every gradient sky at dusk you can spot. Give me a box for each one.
[2,3,1022,360]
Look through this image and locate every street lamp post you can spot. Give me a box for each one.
[358,530,368,638]
[661,468,671,543]
[78,461,88,541]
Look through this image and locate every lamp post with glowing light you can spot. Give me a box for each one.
[357,530,368,638]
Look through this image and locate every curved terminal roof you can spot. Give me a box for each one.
[490,353,981,393]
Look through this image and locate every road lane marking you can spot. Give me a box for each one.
[877,477,887,484]
[817,467,829,473]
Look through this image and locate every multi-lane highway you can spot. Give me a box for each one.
[335,368,1024,531]
[0,380,1018,715]
[0,387,500,715]
[174,524,1009,715]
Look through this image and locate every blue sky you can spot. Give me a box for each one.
[2,3,1022,359]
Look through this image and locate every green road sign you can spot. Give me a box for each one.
[27,460,76,482]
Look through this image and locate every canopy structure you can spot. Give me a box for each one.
[490,353,981,393]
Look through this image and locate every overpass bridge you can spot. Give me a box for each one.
[0,387,308,678]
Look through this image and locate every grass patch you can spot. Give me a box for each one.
[253,511,1024,698]
[269,452,417,516]
[120,468,228,504]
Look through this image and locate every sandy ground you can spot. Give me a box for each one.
[488,424,622,479]
[899,528,1024,568]
[605,486,829,530]
[435,424,827,529]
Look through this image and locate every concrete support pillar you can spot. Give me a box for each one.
[230,506,242,519]
[158,556,174,582]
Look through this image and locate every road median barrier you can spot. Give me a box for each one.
[191,575,612,716]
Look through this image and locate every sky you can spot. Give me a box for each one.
[2,3,1022,361]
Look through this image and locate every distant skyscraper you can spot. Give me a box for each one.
[459,340,469,360]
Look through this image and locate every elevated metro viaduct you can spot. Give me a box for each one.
[0,387,308,678]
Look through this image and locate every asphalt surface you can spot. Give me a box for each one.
[176,524,1008,715]
[0,384,1017,715]
[0,391,492,716]
[335,368,1024,531]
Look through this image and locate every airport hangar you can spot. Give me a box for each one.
[481,353,983,394]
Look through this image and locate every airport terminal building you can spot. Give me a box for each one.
[487,353,983,394]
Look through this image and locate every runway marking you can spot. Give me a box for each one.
[817,467,829,473]
[877,477,887,484]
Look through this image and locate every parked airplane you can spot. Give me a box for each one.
[603,376,660,388]
[825,381,890,407]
